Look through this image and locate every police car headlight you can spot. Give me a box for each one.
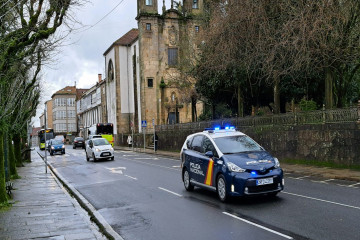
[227,162,246,173]
[95,148,101,152]
[51,146,55,150]
[110,147,114,152]
[274,158,280,168]
[62,145,65,149]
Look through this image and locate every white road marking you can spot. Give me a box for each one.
[223,212,293,239]
[121,158,180,172]
[311,180,329,184]
[134,157,159,160]
[323,179,335,182]
[158,187,182,197]
[172,165,181,168]
[283,191,360,210]
[348,182,360,187]
[122,155,138,157]
[125,175,137,180]
[294,175,310,180]
[105,167,126,174]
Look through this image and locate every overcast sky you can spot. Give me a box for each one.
[32,0,175,127]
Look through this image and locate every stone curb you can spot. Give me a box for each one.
[37,151,124,240]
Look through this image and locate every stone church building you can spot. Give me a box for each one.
[136,0,204,127]
[103,0,205,144]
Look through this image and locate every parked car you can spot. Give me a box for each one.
[48,139,65,155]
[73,137,85,149]
[85,138,114,162]
[180,126,284,202]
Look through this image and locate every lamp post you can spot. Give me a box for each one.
[44,104,48,174]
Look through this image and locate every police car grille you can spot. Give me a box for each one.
[247,183,278,193]
[246,167,275,175]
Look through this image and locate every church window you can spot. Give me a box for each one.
[147,78,153,88]
[168,48,178,66]
[108,59,114,81]
[146,0,153,6]
[146,23,151,31]
[193,0,199,9]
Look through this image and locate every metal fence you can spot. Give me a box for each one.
[155,107,359,132]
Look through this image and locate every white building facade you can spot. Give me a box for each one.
[103,29,141,145]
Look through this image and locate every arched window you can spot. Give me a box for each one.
[108,59,114,81]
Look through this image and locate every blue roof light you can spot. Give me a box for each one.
[230,126,235,130]
[214,126,220,131]
[225,126,230,130]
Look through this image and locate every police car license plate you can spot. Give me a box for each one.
[256,178,273,186]
[103,153,110,156]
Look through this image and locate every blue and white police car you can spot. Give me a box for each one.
[180,127,284,202]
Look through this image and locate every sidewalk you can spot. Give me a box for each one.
[115,146,360,182]
[0,151,105,240]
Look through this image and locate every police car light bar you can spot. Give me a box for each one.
[204,126,236,132]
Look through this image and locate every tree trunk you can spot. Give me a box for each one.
[237,86,244,117]
[325,68,334,109]
[191,97,197,122]
[8,135,18,178]
[0,131,8,203]
[14,133,22,167]
[274,77,281,114]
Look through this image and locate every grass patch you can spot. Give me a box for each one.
[282,158,360,171]
[0,201,12,212]
[11,174,21,180]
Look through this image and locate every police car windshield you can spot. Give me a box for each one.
[214,135,262,154]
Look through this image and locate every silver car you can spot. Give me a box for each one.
[85,138,114,162]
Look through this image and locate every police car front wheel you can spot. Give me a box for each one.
[217,174,227,202]
[183,169,194,191]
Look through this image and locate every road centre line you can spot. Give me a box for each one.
[222,212,293,239]
[294,175,310,180]
[134,157,159,160]
[158,187,182,197]
[283,191,360,210]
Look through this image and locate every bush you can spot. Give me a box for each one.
[299,98,317,111]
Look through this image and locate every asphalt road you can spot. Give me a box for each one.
[40,146,360,240]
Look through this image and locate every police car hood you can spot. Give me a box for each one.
[222,151,275,170]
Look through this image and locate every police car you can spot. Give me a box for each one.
[180,127,284,202]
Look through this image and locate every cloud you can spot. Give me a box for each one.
[32,0,175,127]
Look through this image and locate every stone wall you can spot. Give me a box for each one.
[155,123,360,166]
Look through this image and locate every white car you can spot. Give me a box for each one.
[85,138,114,162]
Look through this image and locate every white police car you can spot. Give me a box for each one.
[180,127,284,202]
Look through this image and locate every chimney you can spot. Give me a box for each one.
[98,74,102,83]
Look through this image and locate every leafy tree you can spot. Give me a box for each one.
[0,0,83,204]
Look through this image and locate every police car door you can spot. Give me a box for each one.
[188,135,205,183]
[201,137,218,187]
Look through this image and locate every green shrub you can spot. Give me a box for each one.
[299,98,317,111]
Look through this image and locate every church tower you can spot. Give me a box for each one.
[137,0,158,16]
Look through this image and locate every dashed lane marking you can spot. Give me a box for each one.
[223,212,293,239]
[158,187,182,197]
[283,191,360,210]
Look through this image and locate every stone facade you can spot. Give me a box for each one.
[136,0,204,131]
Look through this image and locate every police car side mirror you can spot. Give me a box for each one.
[205,151,214,158]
